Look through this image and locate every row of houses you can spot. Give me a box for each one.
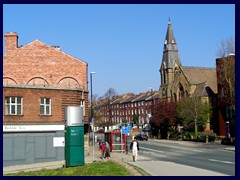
[93,91,159,125]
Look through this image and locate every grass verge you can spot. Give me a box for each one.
[4,161,131,176]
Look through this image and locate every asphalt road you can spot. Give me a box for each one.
[135,140,235,176]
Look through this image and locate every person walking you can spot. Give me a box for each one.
[130,137,139,162]
[99,142,106,159]
[105,141,110,159]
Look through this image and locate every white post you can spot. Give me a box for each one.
[121,128,123,161]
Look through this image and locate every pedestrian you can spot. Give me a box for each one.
[98,139,102,148]
[130,137,139,162]
[99,142,106,159]
[105,141,110,159]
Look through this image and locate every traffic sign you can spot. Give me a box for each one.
[121,127,130,134]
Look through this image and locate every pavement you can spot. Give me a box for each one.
[3,139,235,176]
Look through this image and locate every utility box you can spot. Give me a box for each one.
[65,106,84,126]
[64,106,84,167]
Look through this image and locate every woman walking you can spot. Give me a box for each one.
[105,142,110,159]
[130,137,139,162]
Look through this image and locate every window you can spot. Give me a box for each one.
[5,96,23,115]
[40,98,51,115]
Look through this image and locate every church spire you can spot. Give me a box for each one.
[161,18,181,69]
[164,17,177,46]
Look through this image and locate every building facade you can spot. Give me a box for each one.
[3,32,89,166]
[93,91,159,126]
[159,19,218,134]
[216,54,235,137]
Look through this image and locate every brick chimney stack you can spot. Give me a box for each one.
[4,32,18,53]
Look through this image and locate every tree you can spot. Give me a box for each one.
[216,37,235,112]
[152,100,178,138]
[216,37,235,137]
[216,37,235,58]
[176,97,212,136]
[132,113,138,124]
[104,88,118,123]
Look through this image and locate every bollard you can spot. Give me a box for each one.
[206,135,209,143]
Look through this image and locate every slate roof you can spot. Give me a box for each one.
[182,66,217,93]
[193,82,216,97]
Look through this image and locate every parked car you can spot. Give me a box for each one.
[142,126,150,131]
[135,133,148,141]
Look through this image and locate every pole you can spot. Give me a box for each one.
[121,128,123,161]
[90,72,96,162]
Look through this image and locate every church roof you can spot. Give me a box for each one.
[182,66,217,93]
[193,82,216,97]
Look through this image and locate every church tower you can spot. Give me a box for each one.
[159,18,182,99]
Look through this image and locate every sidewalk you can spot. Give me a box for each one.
[3,140,234,175]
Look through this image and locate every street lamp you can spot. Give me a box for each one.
[90,72,96,162]
[148,87,153,139]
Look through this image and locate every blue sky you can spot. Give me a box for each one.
[3,4,235,97]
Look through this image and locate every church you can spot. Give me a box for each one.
[159,19,218,133]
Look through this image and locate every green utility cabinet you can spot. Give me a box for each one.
[65,126,84,167]
[64,106,85,167]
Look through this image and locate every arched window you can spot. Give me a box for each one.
[179,83,184,99]
[174,68,178,81]
[162,68,166,84]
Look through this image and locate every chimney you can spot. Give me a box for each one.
[4,32,18,52]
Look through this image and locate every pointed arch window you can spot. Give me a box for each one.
[179,83,184,99]
[174,68,178,81]
[163,68,167,84]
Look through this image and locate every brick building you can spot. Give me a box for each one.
[3,32,89,166]
[93,91,159,126]
[216,54,235,137]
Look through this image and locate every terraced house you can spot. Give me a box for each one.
[93,91,159,126]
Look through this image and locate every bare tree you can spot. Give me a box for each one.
[216,37,235,112]
[216,37,235,58]
[104,88,118,123]
[216,37,235,137]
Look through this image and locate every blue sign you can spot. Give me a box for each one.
[121,127,130,134]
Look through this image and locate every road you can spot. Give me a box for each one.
[134,140,235,176]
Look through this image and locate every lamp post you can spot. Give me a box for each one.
[148,87,153,139]
[90,72,96,162]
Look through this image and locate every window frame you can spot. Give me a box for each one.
[5,96,23,115]
[40,97,51,115]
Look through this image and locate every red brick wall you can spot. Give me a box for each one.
[3,87,88,123]
[3,33,88,90]
[3,32,89,124]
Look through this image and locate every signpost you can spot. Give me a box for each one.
[121,126,130,161]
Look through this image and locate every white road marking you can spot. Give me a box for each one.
[143,142,204,153]
[141,146,164,153]
[208,159,235,164]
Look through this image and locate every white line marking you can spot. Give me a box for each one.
[141,147,164,153]
[144,142,204,153]
[208,159,235,164]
